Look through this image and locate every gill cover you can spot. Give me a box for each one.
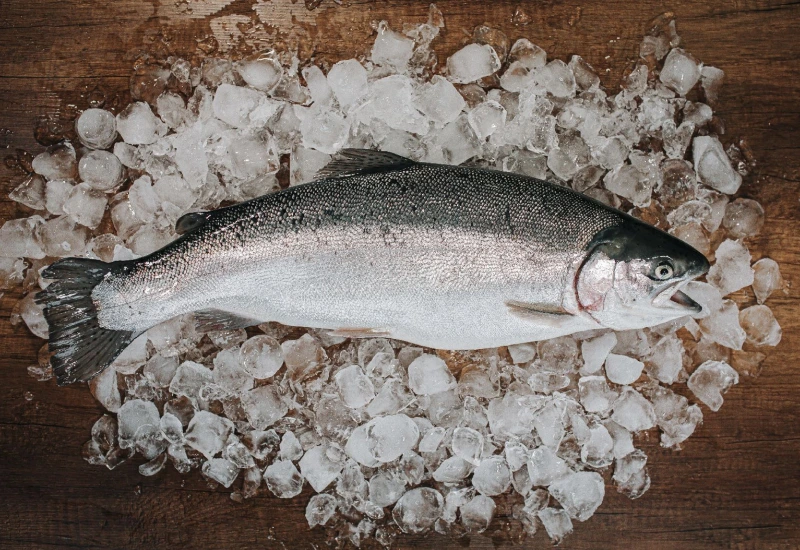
[576,218,710,331]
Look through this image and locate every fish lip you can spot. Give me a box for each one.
[652,278,702,313]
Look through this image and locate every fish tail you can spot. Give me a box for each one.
[36,258,136,386]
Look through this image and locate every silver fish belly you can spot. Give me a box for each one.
[38,150,709,384]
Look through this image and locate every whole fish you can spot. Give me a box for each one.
[38,149,709,385]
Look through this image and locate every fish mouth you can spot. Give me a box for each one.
[652,279,702,314]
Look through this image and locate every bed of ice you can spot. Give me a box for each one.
[0,8,785,546]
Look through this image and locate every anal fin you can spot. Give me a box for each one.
[194,309,262,333]
[328,327,392,339]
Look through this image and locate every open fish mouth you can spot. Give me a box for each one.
[652,279,702,313]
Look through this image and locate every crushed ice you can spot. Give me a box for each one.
[0,8,784,547]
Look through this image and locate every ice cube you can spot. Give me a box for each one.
[32,142,78,181]
[611,387,656,432]
[604,164,652,207]
[345,424,380,467]
[279,431,303,462]
[299,444,344,492]
[644,334,684,384]
[371,21,414,71]
[547,132,590,181]
[722,198,765,239]
[299,106,350,154]
[392,487,444,534]
[143,353,179,388]
[528,445,570,486]
[39,215,89,257]
[549,471,605,521]
[569,55,601,90]
[460,494,496,533]
[281,333,325,380]
[213,348,255,394]
[289,144,330,186]
[432,456,473,482]
[415,75,466,127]
[507,342,536,364]
[87,365,121,413]
[739,305,782,347]
[752,258,782,304]
[707,239,754,296]
[687,360,739,411]
[537,508,573,543]
[237,56,283,92]
[9,174,45,210]
[201,458,239,488]
[670,223,710,256]
[536,60,577,98]
[62,183,107,229]
[369,472,406,507]
[659,48,701,96]
[407,354,456,395]
[117,399,160,447]
[604,354,644,385]
[185,411,234,460]
[241,385,287,429]
[472,456,511,496]
[228,136,280,179]
[698,299,746,350]
[509,38,547,69]
[78,150,124,191]
[692,136,742,194]
[365,414,419,462]
[212,83,266,129]
[264,460,304,498]
[363,75,429,135]
[578,376,618,414]
[76,109,118,149]
[327,59,368,112]
[579,333,616,375]
[527,372,570,394]
[334,364,376,409]
[159,412,183,445]
[700,66,724,103]
[238,335,283,379]
[116,102,167,145]
[446,44,501,84]
[45,179,73,215]
[450,427,484,463]
[306,494,337,528]
[649,386,703,447]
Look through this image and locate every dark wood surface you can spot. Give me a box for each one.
[1,0,799,548]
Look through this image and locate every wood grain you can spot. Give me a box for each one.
[1,0,799,548]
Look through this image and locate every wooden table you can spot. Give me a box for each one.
[1,0,799,548]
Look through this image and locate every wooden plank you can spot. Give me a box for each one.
[1,0,799,548]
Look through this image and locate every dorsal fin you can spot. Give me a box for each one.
[316,148,416,179]
[175,212,208,235]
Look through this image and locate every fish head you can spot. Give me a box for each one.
[576,219,710,330]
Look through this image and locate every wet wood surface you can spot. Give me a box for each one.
[1,0,800,548]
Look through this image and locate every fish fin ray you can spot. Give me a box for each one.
[317,149,415,179]
[328,327,392,339]
[175,211,208,235]
[194,309,262,333]
[505,300,574,327]
[36,258,137,385]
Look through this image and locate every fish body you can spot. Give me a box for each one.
[38,150,709,384]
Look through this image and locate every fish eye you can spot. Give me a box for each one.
[654,261,674,280]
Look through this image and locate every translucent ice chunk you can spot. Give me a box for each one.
[365,414,419,462]
[32,142,78,181]
[578,376,618,414]
[78,150,124,191]
[659,48,701,96]
[264,460,304,498]
[76,108,118,149]
[722,198,765,239]
[693,136,742,194]
[116,102,167,145]
[527,446,570,486]
[371,21,414,71]
[0,216,45,259]
[392,487,444,534]
[63,183,107,229]
[549,471,605,521]
[472,456,511,496]
[185,411,234,460]
[538,507,573,543]
[281,333,325,380]
[327,59,368,112]
[239,335,284,379]
[212,83,265,128]
[369,472,406,507]
[460,494,496,533]
[299,444,344,492]
[604,354,644,385]
[415,75,466,126]
[236,56,283,92]
[335,364,376,408]
[739,305,782,347]
[407,354,456,395]
[687,360,739,411]
[446,44,501,84]
[752,258,782,304]
[707,239,754,296]
[306,494,337,528]
[536,60,577,98]
[241,385,287,429]
[611,387,656,432]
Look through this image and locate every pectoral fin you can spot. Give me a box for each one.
[505,300,575,327]
[328,327,392,339]
[194,309,263,332]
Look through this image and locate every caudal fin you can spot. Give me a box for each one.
[35,258,136,386]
